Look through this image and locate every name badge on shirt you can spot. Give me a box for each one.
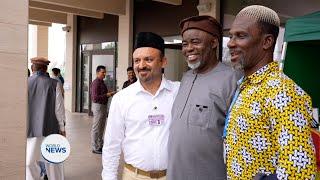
[148,114,165,126]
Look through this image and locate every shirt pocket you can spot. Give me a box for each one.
[187,103,213,128]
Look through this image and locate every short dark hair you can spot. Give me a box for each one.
[96,65,106,72]
[257,21,279,49]
[52,68,60,75]
[127,67,134,72]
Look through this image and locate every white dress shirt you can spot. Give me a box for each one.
[102,77,180,180]
[52,76,62,84]
[55,82,66,131]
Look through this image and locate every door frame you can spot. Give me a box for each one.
[77,43,117,115]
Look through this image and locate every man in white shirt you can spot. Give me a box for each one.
[102,32,180,180]
[52,68,65,98]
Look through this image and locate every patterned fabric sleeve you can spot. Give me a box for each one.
[270,80,316,180]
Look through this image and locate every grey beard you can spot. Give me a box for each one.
[239,56,245,70]
[232,56,245,71]
[187,61,201,70]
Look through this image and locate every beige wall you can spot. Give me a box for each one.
[0,0,28,179]
[198,0,221,58]
[198,0,220,19]
[117,0,133,90]
[164,49,188,81]
[36,25,49,57]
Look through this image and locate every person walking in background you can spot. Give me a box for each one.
[27,57,66,180]
[122,67,137,89]
[90,65,116,154]
[52,68,64,85]
[52,68,64,97]
[52,68,63,84]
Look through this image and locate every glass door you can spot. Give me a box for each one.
[81,53,91,113]
[90,52,116,115]
[77,42,117,114]
[92,54,116,91]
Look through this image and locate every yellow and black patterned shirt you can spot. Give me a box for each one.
[226,62,316,179]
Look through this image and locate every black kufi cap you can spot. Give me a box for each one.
[134,32,165,55]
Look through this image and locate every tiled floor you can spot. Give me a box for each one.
[64,112,103,180]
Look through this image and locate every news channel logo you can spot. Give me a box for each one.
[41,134,71,163]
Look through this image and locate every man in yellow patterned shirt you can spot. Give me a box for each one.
[225,5,316,180]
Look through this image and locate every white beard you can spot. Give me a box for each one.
[231,56,245,71]
[239,56,245,70]
[187,61,201,69]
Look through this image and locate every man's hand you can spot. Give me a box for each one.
[106,91,117,97]
[60,130,66,137]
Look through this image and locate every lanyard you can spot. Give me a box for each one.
[222,77,244,138]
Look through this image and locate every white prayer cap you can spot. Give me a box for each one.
[236,5,280,27]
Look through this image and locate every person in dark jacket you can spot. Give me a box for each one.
[122,67,137,89]
[26,57,66,180]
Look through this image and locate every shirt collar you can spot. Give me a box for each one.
[135,75,172,95]
[244,61,278,85]
[35,71,44,75]
[237,76,245,86]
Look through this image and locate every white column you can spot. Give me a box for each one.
[198,0,220,21]
[28,25,38,61]
[36,25,49,57]
[0,0,28,179]
[117,0,133,90]
[64,14,77,112]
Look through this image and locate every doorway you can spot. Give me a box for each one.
[77,42,117,115]
[163,43,188,82]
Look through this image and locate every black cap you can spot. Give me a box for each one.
[134,32,165,55]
